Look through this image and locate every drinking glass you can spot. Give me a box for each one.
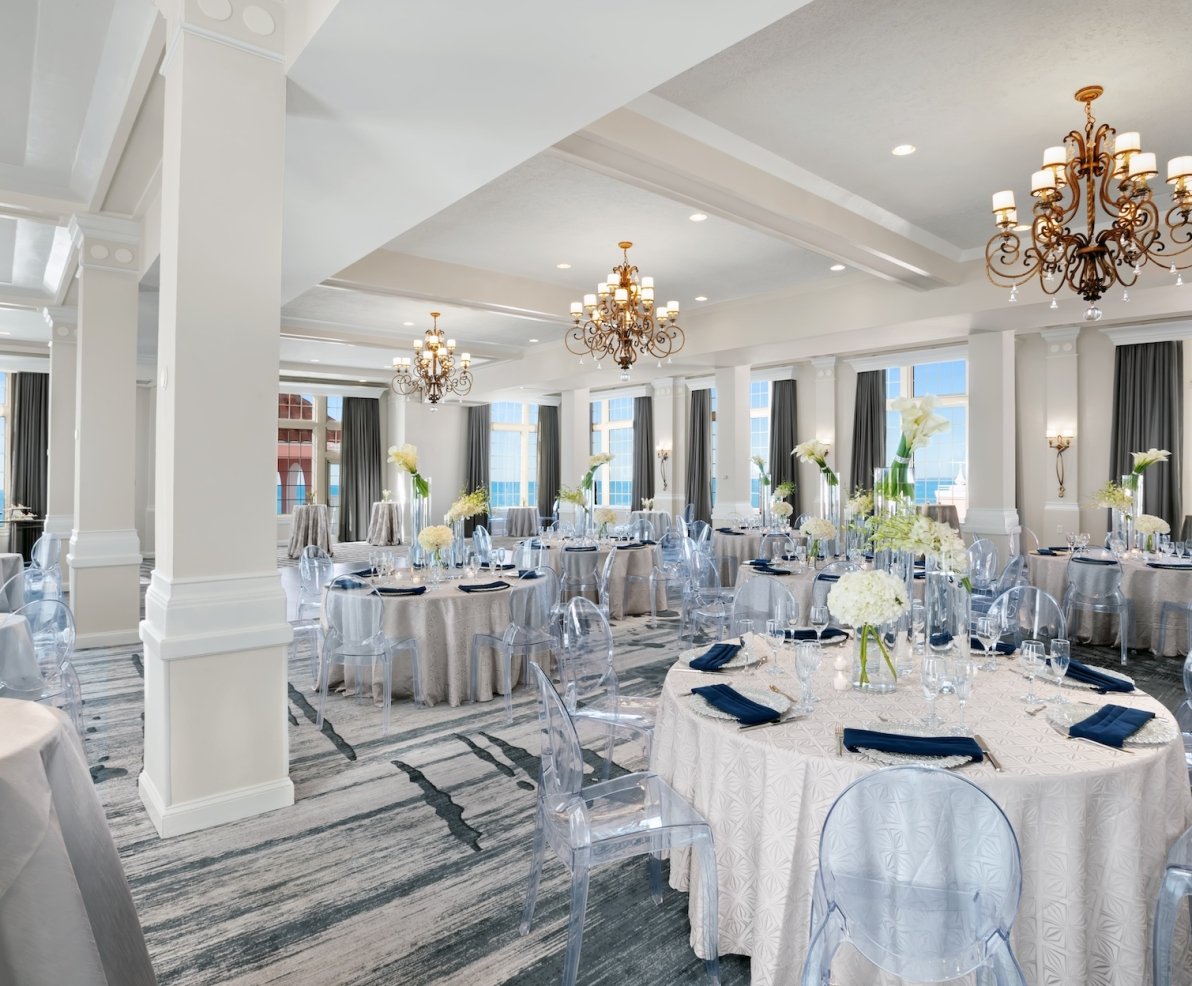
[1049,638,1071,705]
[921,654,945,728]
[793,544,807,573]
[809,605,830,643]
[1019,639,1045,703]
[765,619,785,676]
[910,601,926,653]
[1064,532,1077,552]
[1075,532,1091,552]
[795,642,822,713]
[738,619,755,675]
[465,552,479,580]
[974,615,1002,672]
[951,658,973,735]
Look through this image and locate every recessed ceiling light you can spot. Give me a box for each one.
[528,338,539,343]
[402,321,415,327]
[309,359,320,363]
[694,296,708,302]
[556,263,571,269]
[689,213,708,222]
[829,264,846,272]
[891,144,917,156]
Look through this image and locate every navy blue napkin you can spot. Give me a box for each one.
[565,545,598,552]
[786,627,848,642]
[1073,556,1116,566]
[618,542,647,549]
[842,728,984,763]
[517,570,541,579]
[352,566,380,577]
[637,539,658,545]
[458,581,511,593]
[692,684,780,725]
[716,528,744,535]
[752,565,791,576]
[484,563,516,570]
[689,643,741,671]
[1148,562,1192,570]
[970,636,1014,654]
[1068,704,1154,747]
[1065,659,1135,693]
[374,585,428,596]
[913,570,927,579]
[816,573,842,583]
[329,576,369,590]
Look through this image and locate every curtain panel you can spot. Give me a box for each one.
[11,373,48,559]
[465,405,491,536]
[1109,340,1183,529]
[536,405,560,522]
[686,389,713,525]
[337,397,382,542]
[849,370,887,495]
[768,379,800,516]
[629,395,655,511]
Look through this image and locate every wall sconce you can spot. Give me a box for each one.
[1047,432,1074,497]
[656,446,672,491]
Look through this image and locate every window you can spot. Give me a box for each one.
[489,401,538,509]
[277,392,347,518]
[589,396,634,507]
[884,359,968,506]
[749,380,770,507]
[709,388,717,506]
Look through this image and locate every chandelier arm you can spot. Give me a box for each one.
[1163,203,1192,257]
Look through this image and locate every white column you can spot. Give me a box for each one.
[68,215,143,646]
[809,357,839,505]
[713,365,751,521]
[963,332,1020,559]
[650,377,679,516]
[385,393,408,542]
[139,0,292,838]
[42,306,77,583]
[1041,328,1081,539]
[559,386,590,486]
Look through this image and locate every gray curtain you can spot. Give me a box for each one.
[536,405,560,521]
[11,373,48,560]
[768,379,800,516]
[465,405,491,536]
[850,370,887,494]
[686,389,713,525]
[1109,341,1183,529]
[337,397,382,542]
[629,395,655,510]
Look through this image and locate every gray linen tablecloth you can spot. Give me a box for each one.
[535,541,664,619]
[505,507,539,537]
[0,552,24,612]
[287,504,332,559]
[0,700,157,986]
[630,510,672,536]
[366,502,402,545]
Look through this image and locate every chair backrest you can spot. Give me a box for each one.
[683,503,695,524]
[967,538,999,589]
[1016,526,1041,555]
[986,586,1066,648]
[813,561,862,608]
[690,550,722,592]
[689,520,711,547]
[472,525,492,564]
[1184,652,1192,701]
[658,530,688,569]
[626,516,656,542]
[29,533,62,574]
[298,553,334,598]
[510,569,558,633]
[14,598,76,671]
[513,541,543,571]
[323,586,385,652]
[794,513,814,530]
[528,661,585,807]
[990,554,1026,595]
[817,765,1022,981]
[1065,549,1124,597]
[598,546,618,590]
[561,596,615,706]
[731,575,796,632]
[673,515,688,538]
[300,543,330,563]
[759,533,796,561]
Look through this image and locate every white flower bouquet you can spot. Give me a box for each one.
[6,503,33,521]
[1131,448,1171,474]
[640,498,654,510]
[558,486,587,508]
[1136,514,1170,535]
[595,507,617,526]
[772,501,794,519]
[388,443,429,498]
[750,454,771,486]
[773,480,796,500]
[827,569,909,685]
[581,453,613,490]
[445,487,489,523]
[793,438,837,486]
[801,517,837,558]
[1088,481,1132,511]
[845,489,873,518]
[879,396,950,499]
[381,489,392,503]
[417,524,454,558]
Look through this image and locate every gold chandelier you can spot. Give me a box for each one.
[986,85,1192,321]
[567,241,683,380]
[390,311,472,405]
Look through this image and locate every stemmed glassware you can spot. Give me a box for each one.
[765,618,785,676]
[738,619,755,676]
[794,642,822,713]
[1019,639,1045,703]
[1075,532,1091,553]
[974,614,1003,672]
[1049,638,1071,705]
[951,658,973,735]
[1065,532,1077,552]
[921,654,945,728]
[809,605,830,643]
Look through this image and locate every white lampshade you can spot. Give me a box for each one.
[1167,156,1192,183]
[446,338,455,348]
[413,339,422,348]
[1128,152,1157,179]
[667,300,680,314]
[1042,145,1066,168]
[460,353,470,363]
[614,287,629,303]
[583,293,596,307]
[571,302,583,315]
[641,286,654,302]
[1115,131,1141,155]
[991,190,1016,212]
[1031,169,1056,194]
[640,276,654,289]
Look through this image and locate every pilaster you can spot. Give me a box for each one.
[42,306,77,583]
[712,365,752,521]
[1040,327,1081,539]
[963,332,1020,560]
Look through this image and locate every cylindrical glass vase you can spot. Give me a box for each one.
[874,465,915,517]
[924,570,968,658]
[852,622,898,693]
[450,518,466,569]
[819,470,842,557]
[410,475,432,567]
[759,480,771,530]
[1122,473,1143,554]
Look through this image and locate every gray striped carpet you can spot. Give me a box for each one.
[75,592,1185,986]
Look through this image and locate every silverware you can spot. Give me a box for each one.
[1025,705,1046,716]
[768,683,800,704]
[835,723,844,757]
[972,733,1004,772]
[1068,735,1135,755]
[739,712,800,731]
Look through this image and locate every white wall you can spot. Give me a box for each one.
[135,381,156,556]
[403,400,467,521]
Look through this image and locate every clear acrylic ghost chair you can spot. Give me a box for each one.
[487,513,507,537]
[0,659,84,741]
[624,516,656,543]
[513,540,544,571]
[967,538,999,593]
[559,546,601,606]
[986,586,1067,652]
[294,549,334,685]
[15,598,76,674]
[1157,598,1192,657]
[469,568,561,721]
[28,533,63,578]
[801,765,1028,986]
[759,533,797,563]
[972,555,1026,616]
[1062,549,1131,665]
[689,520,712,552]
[812,561,862,609]
[1011,526,1041,556]
[683,502,696,524]
[731,576,797,635]
[1152,822,1192,985]
[673,515,689,539]
[317,585,422,735]
[560,597,656,777]
[1172,653,1192,788]
[625,531,692,628]
[472,525,493,566]
[594,548,619,620]
[681,550,733,644]
[520,662,721,986]
[794,513,814,530]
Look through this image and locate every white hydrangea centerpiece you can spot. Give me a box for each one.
[772,501,794,519]
[417,524,454,563]
[1136,512,1170,550]
[595,506,617,535]
[827,569,910,686]
[801,517,837,559]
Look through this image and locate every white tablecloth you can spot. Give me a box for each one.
[1028,552,1192,655]
[366,501,402,545]
[653,648,1192,986]
[0,700,157,986]
[0,614,38,691]
[0,552,23,611]
[630,510,672,535]
[288,504,332,560]
[505,507,539,537]
[535,541,664,619]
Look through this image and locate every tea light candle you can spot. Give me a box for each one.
[833,670,851,692]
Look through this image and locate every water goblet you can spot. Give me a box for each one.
[1064,532,1077,553]
[1049,638,1071,705]
[765,619,785,676]
[464,552,479,580]
[1019,639,1045,703]
[809,605,830,643]
[951,658,973,735]
[794,642,822,713]
[920,654,945,728]
[1075,532,1091,552]
[737,619,755,675]
[974,615,1002,672]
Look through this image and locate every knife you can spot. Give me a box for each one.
[835,723,844,757]
[972,733,1004,772]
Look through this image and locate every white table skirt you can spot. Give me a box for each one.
[1028,552,1192,655]
[366,502,402,546]
[653,650,1192,986]
[505,507,539,537]
[630,510,672,536]
[0,700,157,986]
[288,504,332,560]
[535,541,665,619]
[0,614,37,691]
[0,552,23,611]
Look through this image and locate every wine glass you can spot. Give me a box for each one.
[974,614,1002,672]
[951,658,973,735]
[1064,532,1077,552]
[1019,639,1045,703]
[809,604,830,643]
[1049,638,1071,705]
[1075,532,1091,552]
[921,654,945,728]
[765,619,785,676]
[737,619,755,675]
[795,641,822,713]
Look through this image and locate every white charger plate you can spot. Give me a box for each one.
[1045,701,1177,747]
[1060,665,1135,691]
[687,685,790,722]
[680,645,762,671]
[848,718,974,769]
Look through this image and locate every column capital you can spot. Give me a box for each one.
[810,356,836,378]
[69,214,141,275]
[41,306,78,341]
[651,376,675,397]
[159,0,286,75]
[1040,326,1081,354]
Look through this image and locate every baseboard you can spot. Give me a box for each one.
[139,770,294,839]
[77,627,144,649]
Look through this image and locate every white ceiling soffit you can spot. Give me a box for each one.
[280,0,813,304]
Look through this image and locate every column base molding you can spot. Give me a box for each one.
[68,528,142,568]
[961,507,1021,536]
[77,627,143,649]
[139,769,293,839]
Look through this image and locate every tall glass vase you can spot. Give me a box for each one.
[874,465,916,518]
[852,621,898,693]
[924,570,969,659]
[450,518,466,568]
[1122,473,1143,553]
[819,470,842,557]
[759,480,772,530]
[582,487,596,542]
[410,475,432,567]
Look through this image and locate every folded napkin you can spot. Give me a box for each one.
[458,581,511,594]
[1035,548,1058,556]
[816,573,841,583]
[786,626,848,642]
[1073,556,1116,566]
[1036,546,1070,556]
[483,563,516,570]
[1148,562,1192,570]
[691,684,780,725]
[373,585,428,597]
[752,565,791,576]
[716,528,744,535]
[1064,658,1135,693]
[842,728,984,763]
[352,566,380,577]
[637,539,658,545]
[565,545,598,552]
[517,570,541,579]
[1068,704,1154,748]
[913,570,926,580]
[618,542,647,550]
[689,642,741,671]
[329,576,369,589]
[970,636,1014,654]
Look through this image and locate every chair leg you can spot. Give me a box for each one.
[381,657,392,736]
[316,643,331,730]
[984,935,1028,986]
[1152,868,1192,986]
[562,854,591,986]
[519,800,547,936]
[693,828,721,986]
[1120,603,1130,666]
[408,642,425,708]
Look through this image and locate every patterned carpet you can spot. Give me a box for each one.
[75,561,1188,986]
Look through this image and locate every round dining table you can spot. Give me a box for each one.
[287,503,332,559]
[652,644,1192,986]
[366,501,402,545]
[504,506,540,537]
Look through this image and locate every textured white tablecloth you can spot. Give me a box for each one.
[1028,552,1192,655]
[288,504,332,559]
[0,700,157,986]
[505,507,539,537]
[0,614,38,691]
[366,501,402,546]
[653,650,1192,986]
